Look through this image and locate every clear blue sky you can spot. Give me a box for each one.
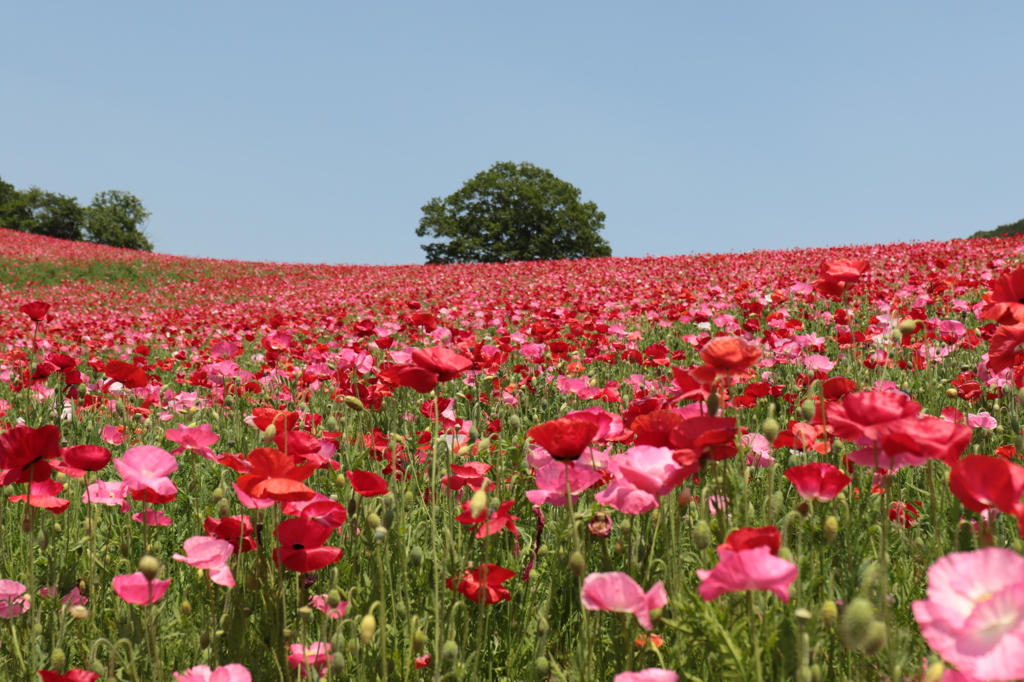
[2,3,1022,265]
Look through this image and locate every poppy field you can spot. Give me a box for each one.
[5,226,1024,682]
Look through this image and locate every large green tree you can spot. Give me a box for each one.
[416,161,611,264]
[0,186,85,240]
[84,190,154,251]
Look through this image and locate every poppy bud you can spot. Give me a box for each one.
[69,605,89,619]
[409,546,424,567]
[359,613,377,644]
[216,498,231,518]
[212,487,224,503]
[823,516,839,544]
[382,508,396,530]
[861,620,887,656]
[924,661,945,682]
[840,598,875,649]
[820,600,838,627]
[706,391,719,417]
[692,520,712,550]
[181,600,192,616]
[298,606,314,622]
[760,416,781,443]
[677,487,692,507]
[343,395,365,411]
[200,631,211,649]
[50,647,66,672]
[346,497,358,517]
[534,656,550,678]
[469,488,488,518]
[263,424,277,440]
[374,527,387,543]
[945,388,957,399]
[800,399,816,422]
[441,640,459,662]
[138,555,160,581]
[796,666,812,682]
[767,491,784,519]
[331,631,346,652]
[37,530,48,550]
[587,512,613,538]
[569,550,586,577]
[325,415,340,431]
[898,319,919,335]
[810,664,822,682]
[508,414,522,431]
[413,628,428,653]
[367,512,382,530]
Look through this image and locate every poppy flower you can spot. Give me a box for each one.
[9,479,70,514]
[631,411,685,448]
[38,671,101,682]
[172,536,235,587]
[690,336,762,384]
[528,416,600,461]
[580,572,668,631]
[448,564,515,604]
[980,267,1024,325]
[0,424,62,486]
[287,642,332,673]
[912,548,1024,681]
[697,545,798,602]
[235,448,316,502]
[455,499,520,538]
[283,495,348,529]
[273,518,343,572]
[861,416,973,469]
[819,259,869,283]
[345,469,389,497]
[309,594,347,619]
[114,446,178,497]
[595,446,687,515]
[204,515,257,553]
[379,346,473,393]
[948,455,1024,515]
[784,463,851,502]
[443,462,492,491]
[0,579,29,618]
[55,445,112,478]
[721,526,781,555]
[986,324,1024,374]
[112,572,171,605]
[525,458,605,507]
[19,301,51,322]
[826,391,920,445]
[250,408,299,433]
[614,670,678,682]
[171,664,251,682]
[669,417,738,466]
[165,424,220,460]
[102,359,149,389]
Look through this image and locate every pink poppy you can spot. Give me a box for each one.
[100,425,125,445]
[309,594,347,619]
[580,572,668,631]
[784,462,851,502]
[287,642,331,673]
[0,579,29,618]
[525,459,604,507]
[614,670,679,682]
[697,545,798,602]
[132,509,173,526]
[165,424,220,460]
[826,391,920,445]
[172,663,251,682]
[172,536,236,587]
[83,480,130,512]
[111,572,171,605]
[114,446,178,497]
[912,548,1024,681]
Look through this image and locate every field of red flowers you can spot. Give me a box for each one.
[4,225,1024,682]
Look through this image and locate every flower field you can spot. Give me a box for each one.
[4,226,1024,681]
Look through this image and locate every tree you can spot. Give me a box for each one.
[971,216,1024,239]
[416,161,611,264]
[0,187,85,240]
[85,190,154,251]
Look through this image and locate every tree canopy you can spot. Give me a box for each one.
[416,161,611,264]
[0,176,153,251]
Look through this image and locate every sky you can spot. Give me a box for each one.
[2,3,1022,265]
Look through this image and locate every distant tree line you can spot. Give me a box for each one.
[0,175,153,251]
[971,216,1024,240]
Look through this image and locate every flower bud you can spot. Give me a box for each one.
[924,661,945,682]
[409,546,424,567]
[366,512,382,530]
[413,628,428,653]
[50,647,66,672]
[569,550,586,577]
[327,589,343,608]
[820,600,838,627]
[537,615,550,635]
[767,491,785,519]
[534,656,550,679]
[861,620,887,656]
[706,391,720,417]
[823,515,839,544]
[212,487,224,503]
[587,512,613,538]
[441,640,459,662]
[263,424,277,440]
[692,520,712,550]
[181,600,192,616]
[898,318,919,335]
[469,488,488,518]
[69,605,90,619]
[297,606,314,622]
[344,395,365,411]
[946,388,958,399]
[677,487,692,507]
[840,598,875,649]
[800,399,816,422]
[374,527,387,543]
[359,613,377,644]
[216,498,231,518]
[325,415,340,431]
[138,555,161,581]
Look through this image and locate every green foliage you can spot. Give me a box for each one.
[416,161,611,264]
[84,190,154,251]
[970,216,1024,239]
[0,176,153,250]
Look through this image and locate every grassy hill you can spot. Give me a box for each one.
[971,215,1024,239]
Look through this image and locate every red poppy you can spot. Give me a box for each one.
[668,417,738,466]
[251,408,300,433]
[448,564,515,604]
[889,501,920,528]
[980,267,1024,324]
[821,376,857,401]
[690,336,762,384]
[54,445,112,477]
[273,430,338,470]
[0,424,62,486]
[378,363,439,393]
[721,526,781,555]
[819,259,869,283]
[986,324,1024,374]
[949,455,1024,515]
[37,670,100,682]
[379,347,473,393]
[631,411,685,448]
[826,391,920,445]
[456,500,520,538]
[19,300,51,322]
[236,448,317,502]
[443,462,492,491]
[879,416,972,466]
[273,518,343,572]
[784,462,851,502]
[9,479,70,514]
[528,416,600,461]
[345,469,389,497]
[102,359,148,389]
[204,515,257,553]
